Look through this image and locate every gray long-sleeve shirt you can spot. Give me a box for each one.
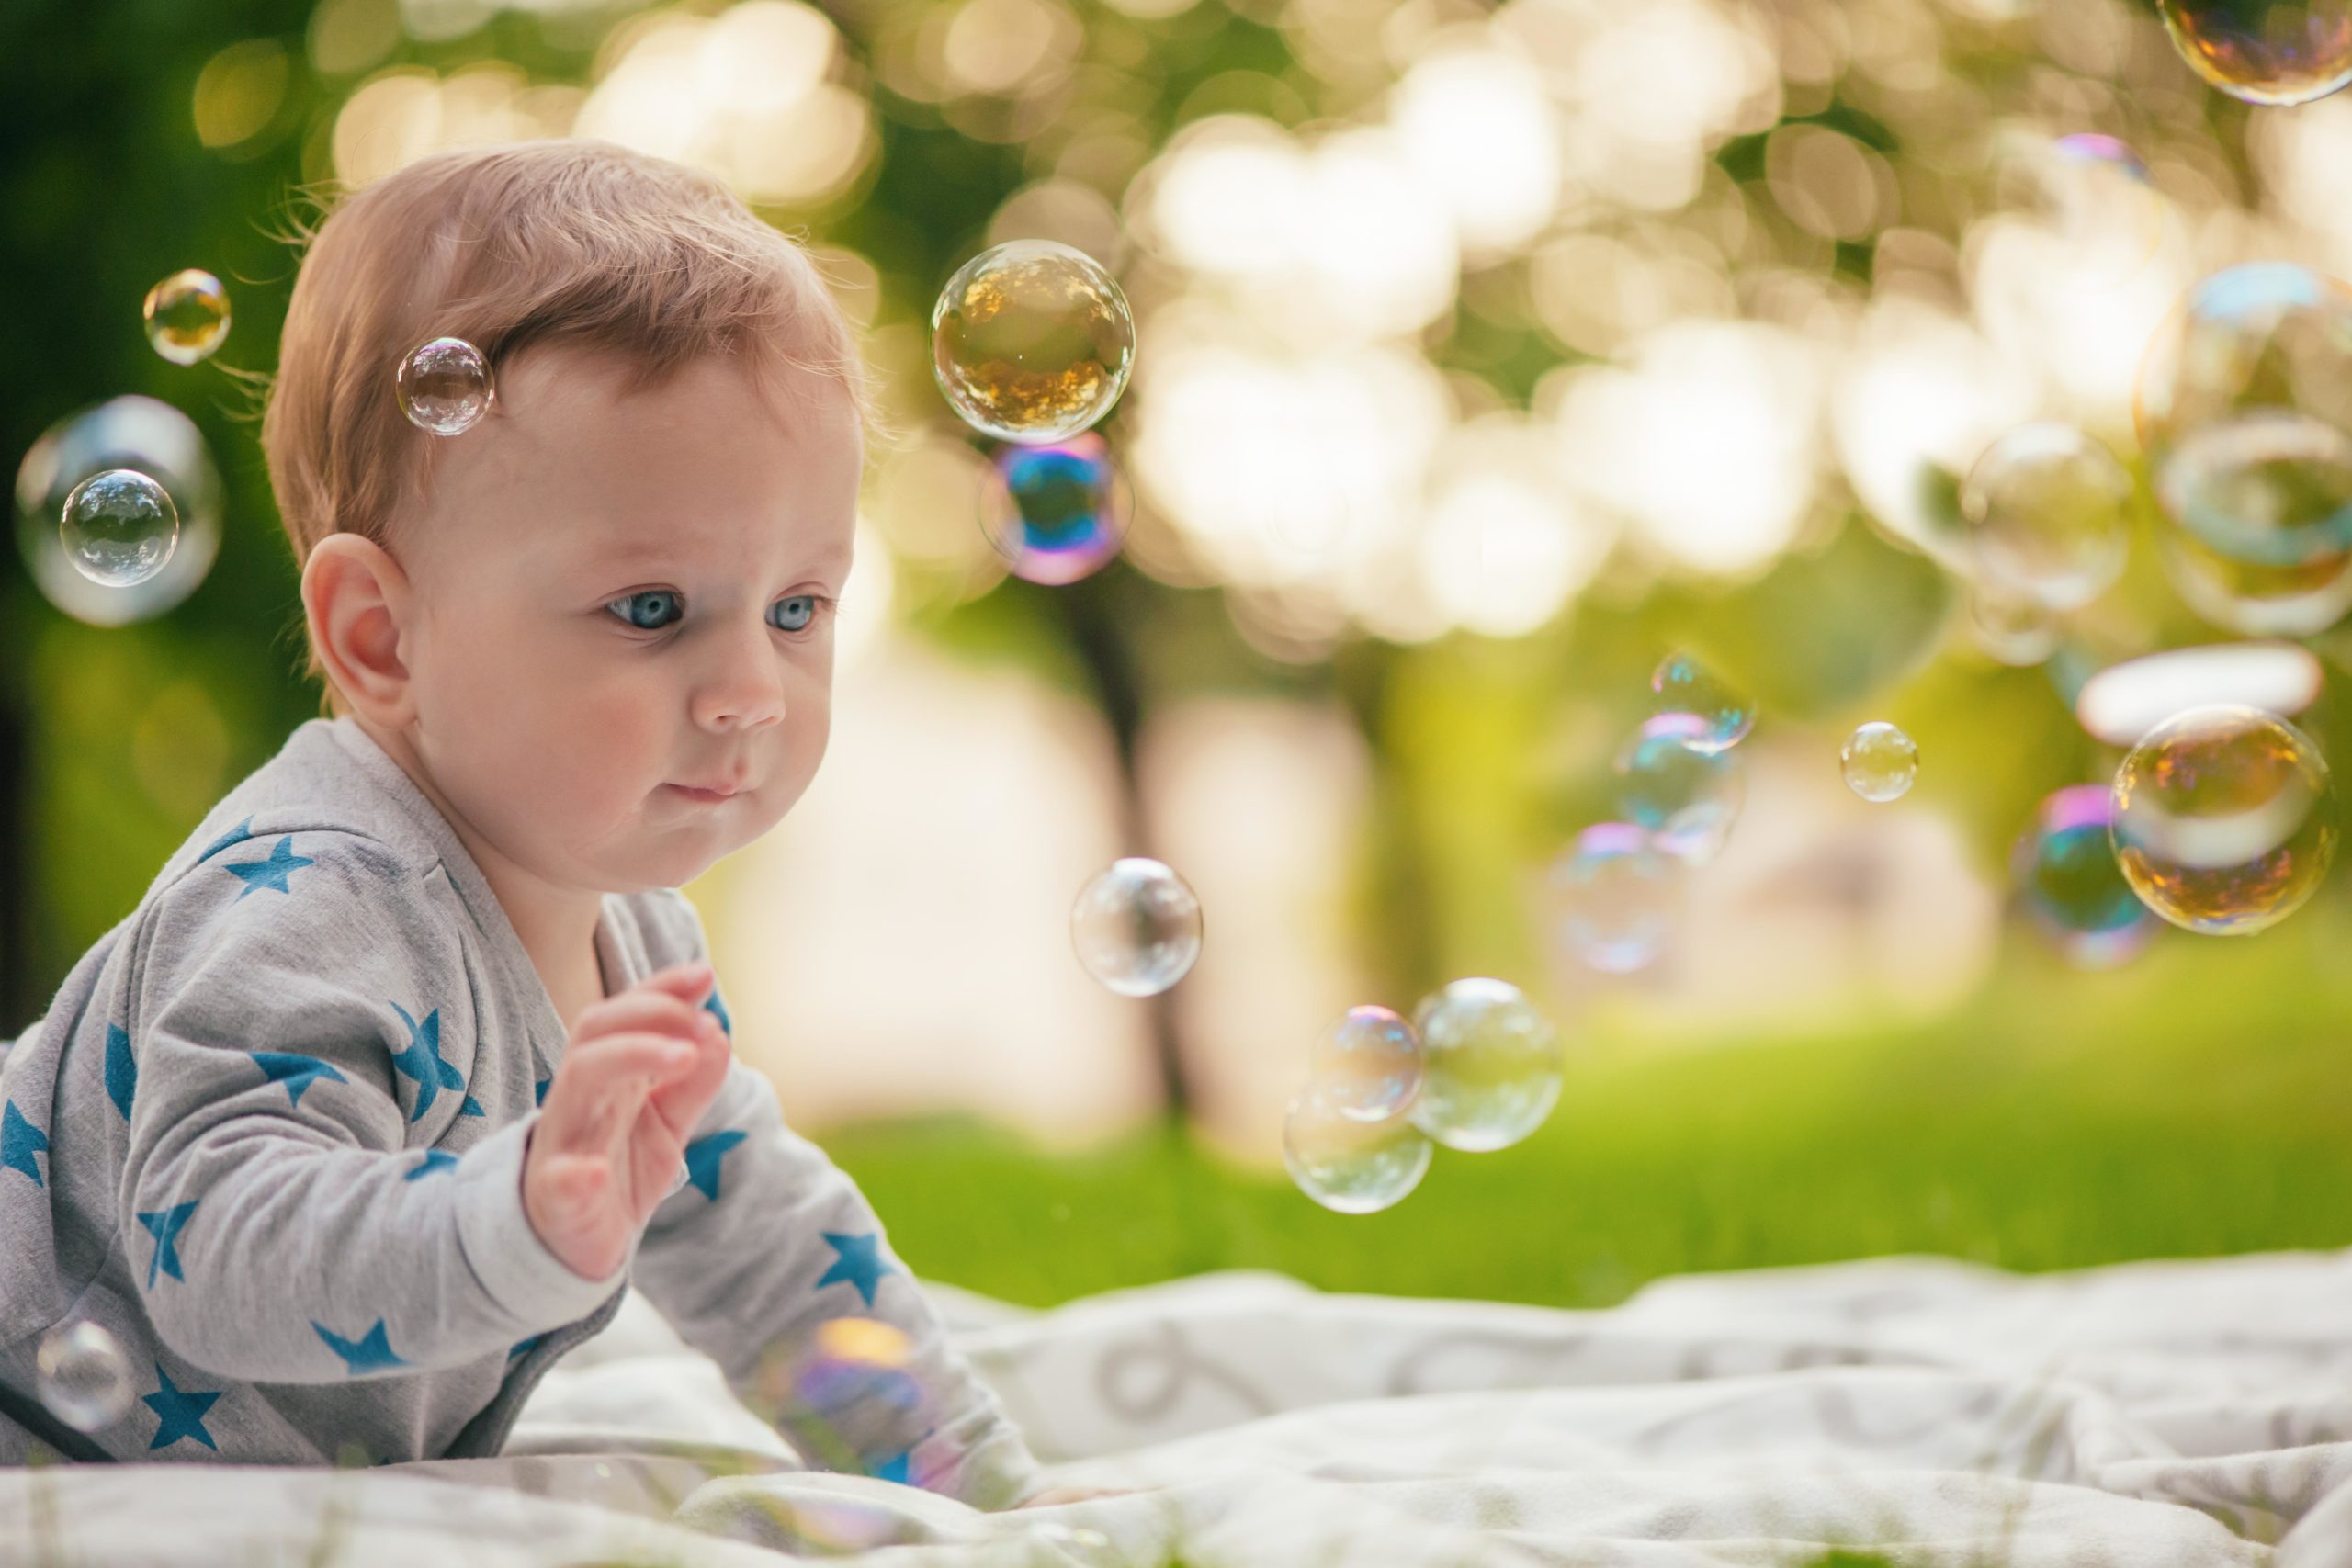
[0,716,1042,1507]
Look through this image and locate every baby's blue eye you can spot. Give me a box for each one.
[771,595,818,633]
[606,591,682,630]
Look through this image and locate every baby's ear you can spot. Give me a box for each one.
[301,534,418,728]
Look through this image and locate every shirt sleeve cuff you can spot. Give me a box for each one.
[452,1113,630,1325]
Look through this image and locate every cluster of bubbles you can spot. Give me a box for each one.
[1282,978,1560,1215]
[37,1318,133,1433]
[1069,857,1202,998]
[931,240,1138,587]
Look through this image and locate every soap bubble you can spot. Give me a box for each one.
[752,1316,932,1478]
[931,241,1135,445]
[2110,703,2337,934]
[397,336,494,435]
[2156,0,2352,106]
[1283,1084,1432,1214]
[2014,784,2159,968]
[2155,409,2352,570]
[980,434,1128,585]
[1960,423,2133,609]
[1616,714,1744,864]
[1070,858,1202,998]
[61,468,177,588]
[1544,823,1678,975]
[14,396,221,625]
[2156,505,2352,637]
[141,269,231,366]
[1650,652,1754,753]
[1306,1006,1424,1122]
[37,1319,132,1432]
[1842,722,1920,803]
[1966,579,2061,667]
[1408,976,1562,1153]
[2137,265,2352,558]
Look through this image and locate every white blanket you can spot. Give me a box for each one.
[9,1249,2352,1567]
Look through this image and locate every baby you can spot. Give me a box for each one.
[0,138,1066,1509]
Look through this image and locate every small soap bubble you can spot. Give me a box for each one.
[1544,823,1678,976]
[2156,0,2352,106]
[1616,713,1744,865]
[1070,858,1202,998]
[1842,722,1919,803]
[61,468,178,588]
[1408,976,1563,1153]
[1960,423,2133,610]
[932,241,1136,445]
[1650,653,1753,753]
[397,336,494,435]
[981,434,1128,585]
[1283,1084,1432,1214]
[2014,784,2158,969]
[1306,1005,1424,1123]
[37,1320,133,1432]
[2110,703,2337,934]
[142,269,231,366]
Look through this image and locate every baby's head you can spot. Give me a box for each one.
[264,139,868,897]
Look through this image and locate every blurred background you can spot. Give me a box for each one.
[9,0,2352,1312]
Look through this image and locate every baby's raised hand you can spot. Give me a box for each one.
[522,959,734,1281]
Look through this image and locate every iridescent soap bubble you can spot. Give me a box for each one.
[2156,0,2352,106]
[61,468,178,588]
[1070,858,1202,998]
[2110,703,2337,934]
[397,336,494,435]
[931,240,1135,445]
[1615,713,1744,864]
[2013,784,2159,968]
[1408,977,1562,1153]
[1306,1005,1424,1122]
[752,1316,932,1477]
[1960,423,2133,609]
[2137,264,2352,560]
[15,396,221,626]
[2155,409,2352,570]
[1544,823,1677,975]
[1283,1084,1432,1214]
[981,434,1128,585]
[141,269,231,366]
[1842,722,1919,803]
[36,1320,133,1432]
[1650,652,1754,753]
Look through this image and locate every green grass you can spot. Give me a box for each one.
[824,907,2352,1311]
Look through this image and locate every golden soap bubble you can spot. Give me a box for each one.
[2110,704,2337,934]
[931,241,1135,445]
[143,270,232,366]
[2157,0,2352,106]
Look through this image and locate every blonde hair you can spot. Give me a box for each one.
[261,138,876,714]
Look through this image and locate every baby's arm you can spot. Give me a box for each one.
[119,833,624,1382]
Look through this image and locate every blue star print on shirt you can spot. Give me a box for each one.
[144,1363,221,1451]
[681,1129,746,1201]
[105,1023,137,1122]
[313,1319,407,1375]
[1,1100,49,1187]
[816,1231,897,1308]
[403,1149,458,1181]
[196,818,254,863]
[137,1201,198,1288]
[703,984,732,1037]
[387,1002,481,1121]
[509,1333,546,1361]
[534,1075,550,1108]
[220,836,316,899]
[870,1449,912,1484]
[253,1053,347,1110]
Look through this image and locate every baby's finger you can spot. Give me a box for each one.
[540,1033,694,1146]
[569,988,709,1048]
[647,1020,733,1137]
[633,959,717,1006]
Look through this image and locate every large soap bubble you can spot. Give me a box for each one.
[931,241,1135,445]
[980,434,1128,585]
[1960,423,2132,609]
[2156,0,2352,106]
[1408,977,1562,1154]
[1306,1006,1424,1123]
[61,468,177,588]
[1544,824,1678,975]
[2110,704,2337,934]
[1283,1085,1432,1214]
[1069,858,1202,998]
[1616,714,1744,864]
